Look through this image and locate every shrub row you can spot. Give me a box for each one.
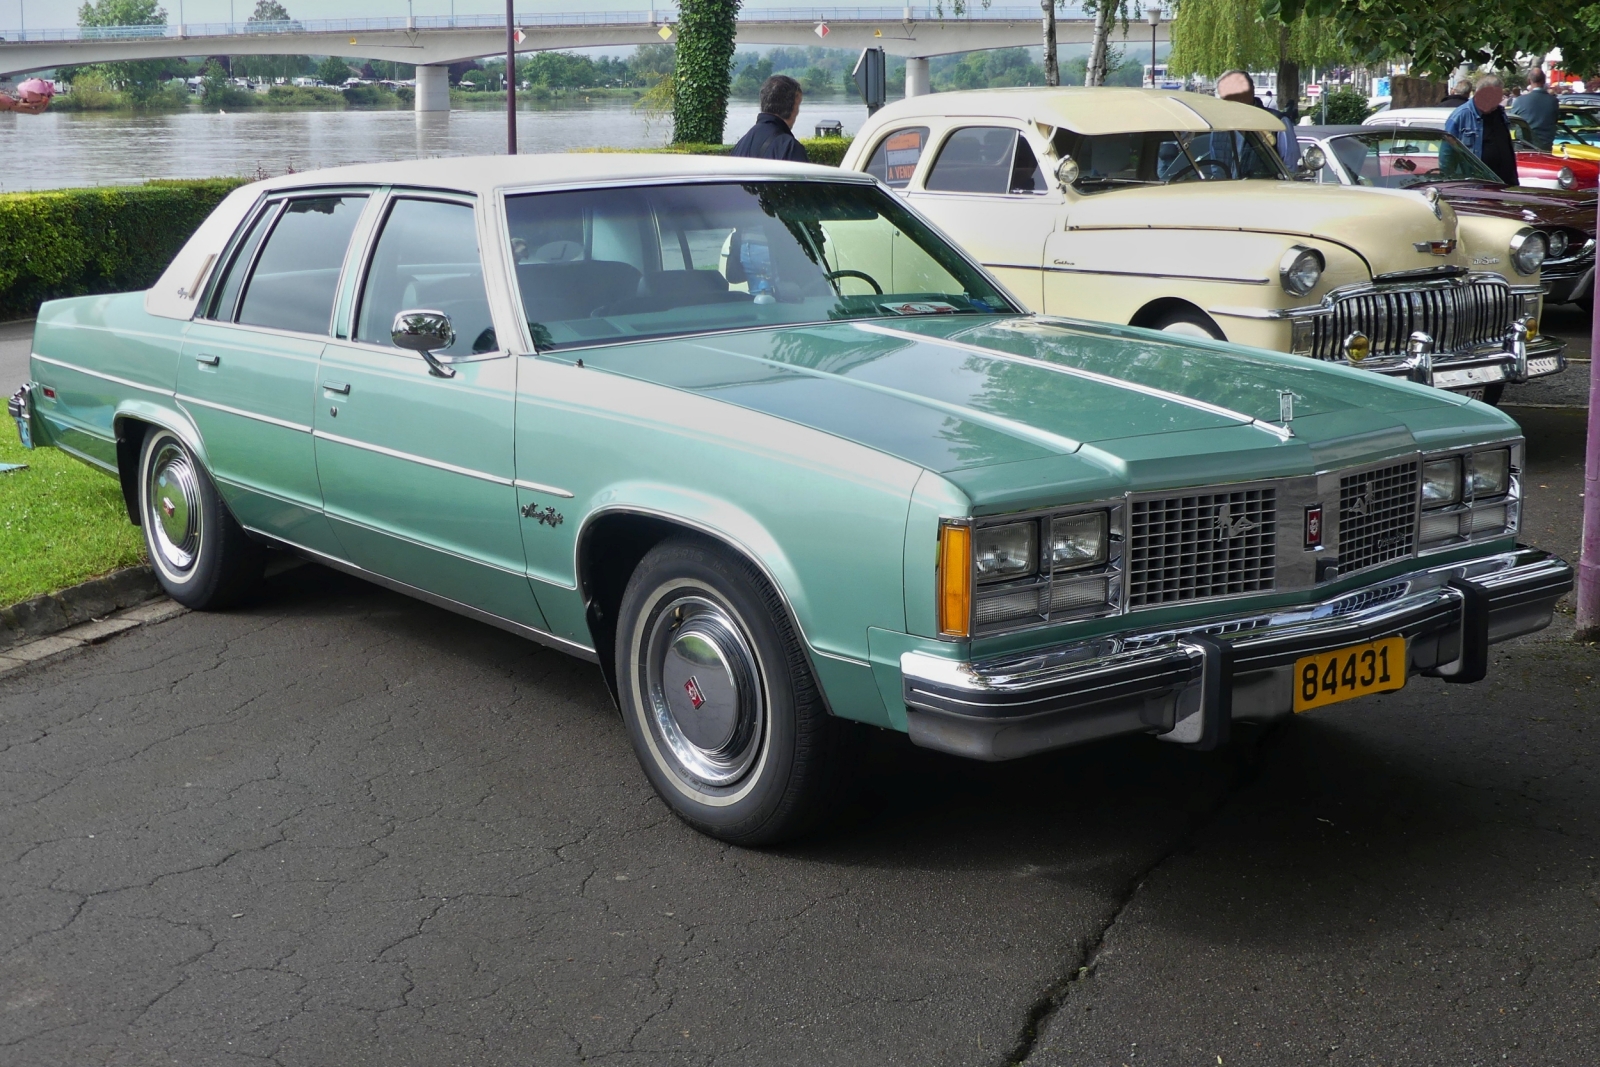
[0,178,251,322]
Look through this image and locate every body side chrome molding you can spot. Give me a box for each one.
[177,394,312,433]
[245,527,599,662]
[32,354,175,397]
[513,478,575,499]
[312,429,514,486]
[855,320,1295,442]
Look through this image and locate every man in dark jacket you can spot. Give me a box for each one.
[1510,67,1559,151]
[732,74,808,162]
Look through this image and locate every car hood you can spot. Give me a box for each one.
[575,315,1507,508]
[1433,180,1598,232]
[1064,180,1460,276]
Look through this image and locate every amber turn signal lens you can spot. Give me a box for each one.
[937,522,972,637]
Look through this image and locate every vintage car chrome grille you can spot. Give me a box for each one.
[1305,280,1513,360]
[1127,488,1277,608]
[1337,462,1419,574]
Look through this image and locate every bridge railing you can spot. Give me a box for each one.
[1,6,1081,44]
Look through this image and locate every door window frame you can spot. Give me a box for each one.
[198,185,376,340]
[915,122,1059,200]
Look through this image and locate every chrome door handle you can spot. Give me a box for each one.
[195,353,220,366]
[323,381,351,395]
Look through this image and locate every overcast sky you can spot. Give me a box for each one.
[7,1,886,32]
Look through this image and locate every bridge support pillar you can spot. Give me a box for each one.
[415,64,450,112]
[905,56,930,97]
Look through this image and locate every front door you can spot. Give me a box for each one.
[903,124,1053,309]
[177,191,369,556]
[313,192,546,630]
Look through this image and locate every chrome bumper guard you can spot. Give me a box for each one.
[900,547,1572,762]
[1358,332,1565,391]
[8,384,35,450]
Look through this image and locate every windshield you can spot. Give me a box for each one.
[1051,128,1288,187]
[503,180,1013,351]
[1324,131,1502,187]
[1558,107,1600,144]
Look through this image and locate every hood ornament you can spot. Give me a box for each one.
[1278,389,1295,435]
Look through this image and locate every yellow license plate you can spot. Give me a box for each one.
[1293,636,1406,712]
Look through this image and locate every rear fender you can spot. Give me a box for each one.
[112,401,209,526]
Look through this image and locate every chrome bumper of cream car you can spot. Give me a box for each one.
[899,547,1571,761]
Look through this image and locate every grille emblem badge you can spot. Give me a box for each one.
[1213,502,1259,544]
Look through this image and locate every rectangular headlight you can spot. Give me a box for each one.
[1049,512,1108,571]
[1470,448,1510,498]
[1421,457,1462,509]
[974,521,1037,583]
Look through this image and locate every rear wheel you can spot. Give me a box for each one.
[614,537,851,845]
[1147,307,1226,340]
[138,429,264,609]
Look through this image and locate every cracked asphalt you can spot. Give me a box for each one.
[1,314,1596,1066]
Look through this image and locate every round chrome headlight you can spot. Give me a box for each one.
[1278,246,1325,296]
[1509,228,1547,275]
[1558,166,1577,190]
[1547,230,1570,258]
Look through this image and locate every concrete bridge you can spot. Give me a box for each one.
[0,5,1170,110]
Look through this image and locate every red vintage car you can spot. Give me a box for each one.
[1368,108,1600,190]
[1299,125,1597,309]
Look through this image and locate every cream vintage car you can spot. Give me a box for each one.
[841,88,1566,403]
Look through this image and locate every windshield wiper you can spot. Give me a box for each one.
[1075,176,1147,188]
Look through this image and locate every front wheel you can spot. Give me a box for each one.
[615,537,851,845]
[1147,307,1226,340]
[138,428,264,609]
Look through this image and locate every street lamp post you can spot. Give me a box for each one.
[506,0,517,154]
[1147,5,1160,87]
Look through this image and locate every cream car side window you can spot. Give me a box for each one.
[925,126,1048,195]
[863,126,931,189]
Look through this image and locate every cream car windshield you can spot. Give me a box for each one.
[1053,129,1288,187]
[503,180,1013,351]
[1325,131,1502,188]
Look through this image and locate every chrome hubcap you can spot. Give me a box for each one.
[146,439,202,574]
[644,595,763,788]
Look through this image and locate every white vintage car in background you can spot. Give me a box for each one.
[842,88,1566,402]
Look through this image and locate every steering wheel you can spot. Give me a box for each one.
[1194,158,1233,180]
[1421,167,1444,179]
[825,268,883,295]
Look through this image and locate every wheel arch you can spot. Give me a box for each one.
[575,504,817,708]
[1129,297,1227,339]
[111,403,209,527]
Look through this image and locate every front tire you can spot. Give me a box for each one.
[138,429,264,609]
[1147,307,1226,340]
[615,537,850,845]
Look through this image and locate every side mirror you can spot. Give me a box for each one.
[1055,154,1081,191]
[392,309,457,379]
[1298,144,1326,177]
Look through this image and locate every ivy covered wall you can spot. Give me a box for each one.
[671,0,742,144]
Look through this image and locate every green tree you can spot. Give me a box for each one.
[671,0,741,144]
[77,0,172,107]
[1167,0,1350,113]
[247,0,292,21]
[317,55,352,86]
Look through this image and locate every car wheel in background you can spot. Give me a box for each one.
[615,536,853,845]
[1148,307,1226,340]
[138,428,264,609]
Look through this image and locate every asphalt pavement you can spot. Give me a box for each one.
[0,315,1596,1067]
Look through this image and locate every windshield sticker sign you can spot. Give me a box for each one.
[880,300,961,315]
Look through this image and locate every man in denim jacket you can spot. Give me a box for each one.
[1445,74,1519,185]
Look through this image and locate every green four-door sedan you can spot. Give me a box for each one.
[8,156,1573,844]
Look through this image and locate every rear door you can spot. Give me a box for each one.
[178,190,370,555]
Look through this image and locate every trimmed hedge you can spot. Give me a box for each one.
[0,178,250,322]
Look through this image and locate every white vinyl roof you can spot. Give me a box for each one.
[867,87,1286,136]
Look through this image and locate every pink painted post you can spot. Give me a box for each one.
[1579,200,1600,637]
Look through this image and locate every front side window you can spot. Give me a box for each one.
[1052,129,1286,187]
[503,180,1013,351]
[1325,132,1502,188]
[235,195,367,335]
[865,126,930,188]
[925,127,1046,194]
[355,197,497,358]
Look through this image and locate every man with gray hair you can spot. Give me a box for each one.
[1511,67,1558,150]
[1444,73,1518,185]
[1213,69,1299,168]
[1439,78,1473,107]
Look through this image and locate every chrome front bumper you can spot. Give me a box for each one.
[900,547,1572,761]
[1328,333,1565,393]
[8,384,36,449]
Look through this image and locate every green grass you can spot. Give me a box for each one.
[0,432,146,607]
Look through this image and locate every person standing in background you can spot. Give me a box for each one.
[1445,74,1519,186]
[731,75,809,163]
[1439,79,1473,107]
[1510,68,1559,152]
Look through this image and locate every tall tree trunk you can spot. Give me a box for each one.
[1085,1,1112,87]
[1275,21,1299,122]
[1042,0,1059,87]
[671,0,742,145]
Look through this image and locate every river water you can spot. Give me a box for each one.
[0,96,873,192]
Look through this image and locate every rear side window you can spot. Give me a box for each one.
[926,127,1045,194]
[206,203,275,323]
[236,195,367,335]
[865,126,930,188]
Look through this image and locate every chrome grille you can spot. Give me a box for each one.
[1307,280,1513,360]
[1337,462,1418,575]
[1127,488,1277,608]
